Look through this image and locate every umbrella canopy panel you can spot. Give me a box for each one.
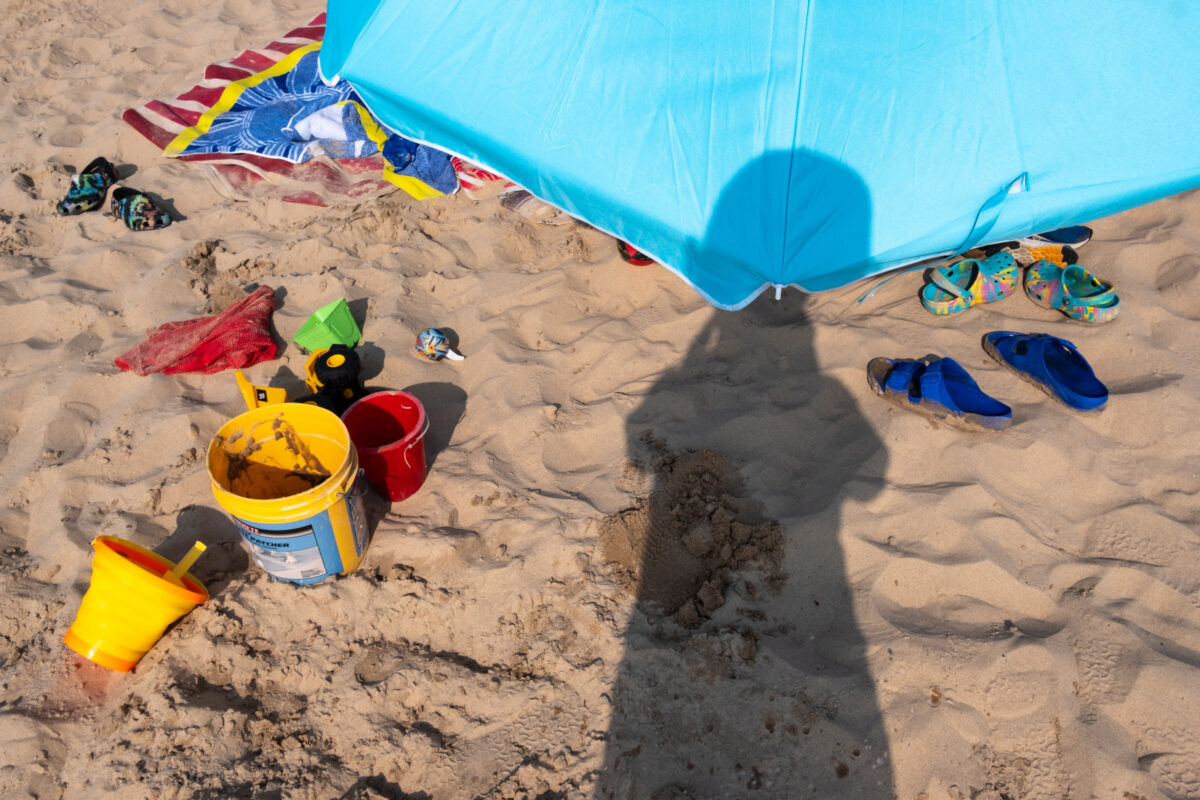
[322,1,1200,308]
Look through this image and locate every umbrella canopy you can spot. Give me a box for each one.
[321,1,1200,309]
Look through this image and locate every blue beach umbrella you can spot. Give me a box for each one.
[320,2,1200,309]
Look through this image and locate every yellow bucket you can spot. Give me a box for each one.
[64,536,209,672]
[207,403,370,585]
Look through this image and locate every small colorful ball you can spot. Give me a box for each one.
[415,328,464,361]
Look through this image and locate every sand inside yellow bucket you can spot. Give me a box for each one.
[212,414,337,501]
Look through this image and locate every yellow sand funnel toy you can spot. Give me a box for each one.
[64,537,209,672]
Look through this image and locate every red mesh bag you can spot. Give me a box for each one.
[115,286,278,376]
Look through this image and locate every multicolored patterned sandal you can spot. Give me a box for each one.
[920,251,1018,315]
[55,157,119,216]
[110,187,172,231]
[1023,260,1119,323]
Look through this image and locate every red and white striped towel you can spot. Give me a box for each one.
[123,17,326,150]
[451,156,514,197]
[121,14,397,206]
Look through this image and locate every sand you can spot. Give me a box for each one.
[3,2,1200,799]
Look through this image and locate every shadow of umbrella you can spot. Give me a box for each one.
[596,151,892,799]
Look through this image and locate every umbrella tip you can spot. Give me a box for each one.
[773,284,783,301]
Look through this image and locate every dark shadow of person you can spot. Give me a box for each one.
[595,151,893,799]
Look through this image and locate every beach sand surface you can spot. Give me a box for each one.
[3,2,1200,798]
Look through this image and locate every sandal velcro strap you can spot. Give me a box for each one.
[867,355,1011,429]
[882,359,925,399]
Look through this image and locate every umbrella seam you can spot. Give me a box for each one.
[990,2,1028,204]
[328,1,391,83]
[779,0,815,288]
[533,0,606,199]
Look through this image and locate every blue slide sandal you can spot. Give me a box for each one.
[867,356,1012,430]
[981,331,1108,412]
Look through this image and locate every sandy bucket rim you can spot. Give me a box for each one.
[342,390,429,455]
[88,535,209,602]
[207,402,356,515]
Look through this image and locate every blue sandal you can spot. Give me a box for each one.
[867,356,1012,430]
[55,157,119,216]
[981,331,1108,412]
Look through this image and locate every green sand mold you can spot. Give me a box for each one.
[293,298,361,352]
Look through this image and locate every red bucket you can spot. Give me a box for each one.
[342,391,429,502]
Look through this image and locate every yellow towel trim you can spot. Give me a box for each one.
[164,42,324,156]
[340,101,446,200]
[166,43,445,201]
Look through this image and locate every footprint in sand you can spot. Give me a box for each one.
[1081,508,1195,567]
[1065,611,1141,714]
[1088,567,1200,668]
[975,645,1061,720]
[0,413,18,465]
[354,642,407,685]
[0,217,37,256]
[1153,254,1200,319]
[41,401,97,465]
[47,126,84,149]
[871,558,1065,639]
[973,723,1075,800]
[426,232,483,270]
[45,37,112,78]
[63,331,102,359]
[1128,720,1200,800]
[493,226,539,266]
[9,173,37,200]
[1145,753,1200,800]
[0,711,69,798]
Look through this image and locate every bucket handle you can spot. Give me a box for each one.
[339,468,370,500]
[402,417,431,471]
